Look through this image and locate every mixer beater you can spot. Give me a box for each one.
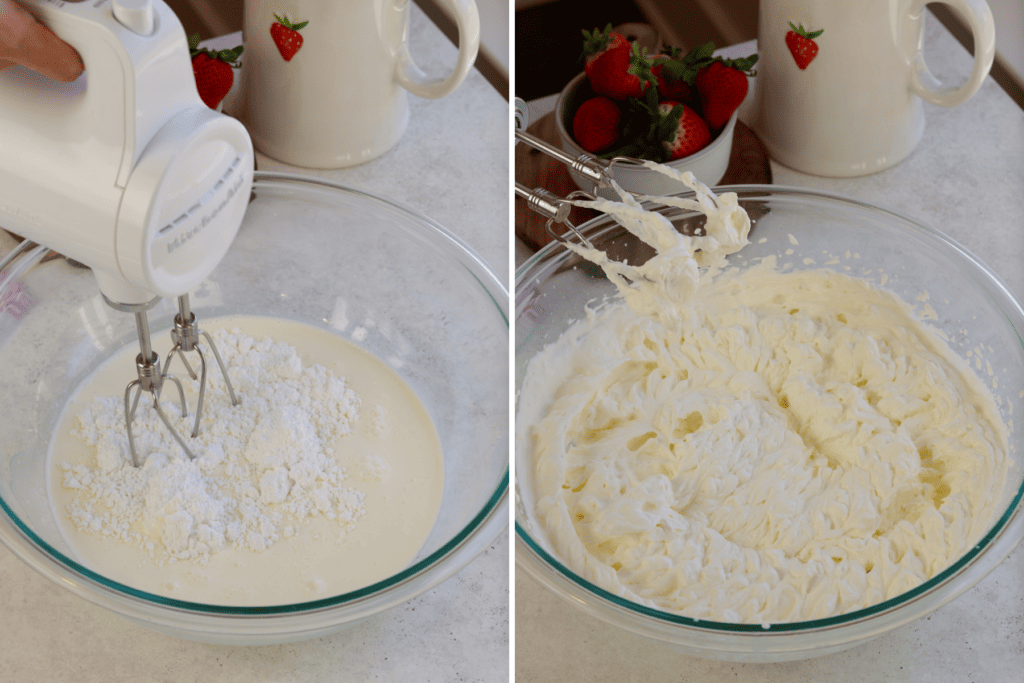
[514,107,646,249]
[514,98,740,253]
[115,295,241,466]
[163,294,241,437]
[106,296,192,466]
[106,293,243,466]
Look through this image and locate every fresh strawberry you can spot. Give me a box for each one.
[694,54,758,130]
[594,89,707,162]
[270,14,308,61]
[651,55,692,102]
[785,22,823,70]
[188,34,243,109]
[656,101,710,160]
[655,69,692,102]
[581,25,653,100]
[572,96,622,153]
[581,25,631,97]
[650,43,711,105]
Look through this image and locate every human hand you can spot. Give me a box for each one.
[0,0,83,82]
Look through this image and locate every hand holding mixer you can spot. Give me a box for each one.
[0,0,253,465]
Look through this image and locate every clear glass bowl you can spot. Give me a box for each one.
[0,172,508,645]
[515,186,1024,662]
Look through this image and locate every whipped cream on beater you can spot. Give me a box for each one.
[564,166,749,328]
[520,171,1009,625]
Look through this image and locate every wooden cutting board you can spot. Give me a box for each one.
[514,112,773,251]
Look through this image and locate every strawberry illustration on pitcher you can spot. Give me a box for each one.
[785,22,823,70]
[270,14,308,61]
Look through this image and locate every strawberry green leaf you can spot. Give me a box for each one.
[189,32,244,66]
[627,42,657,88]
[789,22,823,40]
[655,105,683,144]
[653,41,719,86]
[644,84,659,111]
[716,53,759,74]
[274,14,308,31]
[655,58,688,81]
[690,41,716,62]
[216,45,244,66]
[581,23,614,58]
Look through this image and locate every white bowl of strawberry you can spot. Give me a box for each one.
[555,27,756,197]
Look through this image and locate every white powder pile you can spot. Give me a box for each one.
[59,327,368,565]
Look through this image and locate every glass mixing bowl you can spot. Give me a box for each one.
[515,185,1024,662]
[0,172,508,645]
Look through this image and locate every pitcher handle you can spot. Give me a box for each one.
[908,0,995,107]
[394,0,480,99]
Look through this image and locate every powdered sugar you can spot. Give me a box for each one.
[59,326,367,565]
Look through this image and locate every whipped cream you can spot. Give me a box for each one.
[520,172,1009,625]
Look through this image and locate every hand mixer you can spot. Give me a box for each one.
[0,0,253,466]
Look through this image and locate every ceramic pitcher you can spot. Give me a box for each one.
[243,0,480,169]
[755,0,995,177]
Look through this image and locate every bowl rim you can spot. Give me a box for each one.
[553,71,738,166]
[514,183,1024,638]
[0,171,510,620]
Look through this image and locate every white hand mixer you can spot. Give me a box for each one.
[0,0,253,465]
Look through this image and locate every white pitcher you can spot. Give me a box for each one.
[243,0,480,169]
[754,0,995,177]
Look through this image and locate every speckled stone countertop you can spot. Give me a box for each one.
[515,15,1024,683]
[0,5,508,682]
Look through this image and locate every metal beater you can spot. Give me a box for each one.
[163,294,241,438]
[105,295,193,466]
[514,97,646,249]
[0,0,253,466]
[515,97,740,254]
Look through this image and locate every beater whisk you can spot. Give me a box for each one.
[514,99,740,256]
[107,296,193,466]
[514,124,646,250]
[111,294,242,466]
[162,294,240,438]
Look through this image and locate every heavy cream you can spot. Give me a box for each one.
[48,316,444,606]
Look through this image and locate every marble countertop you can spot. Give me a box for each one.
[0,5,509,682]
[515,14,1024,683]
